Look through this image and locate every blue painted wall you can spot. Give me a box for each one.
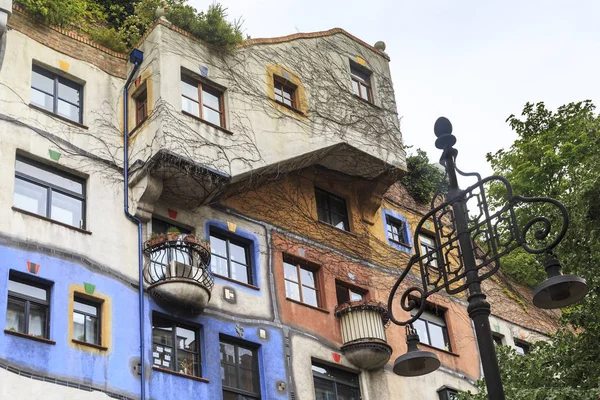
[0,244,288,400]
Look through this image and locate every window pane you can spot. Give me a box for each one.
[285,281,300,301]
[74,300,98,316]
[8,279,47,301]
[58,81,80,105]
[274,93,283,103]
[32,70,55,94]
[428,323,446,349]
[351,80,360,96]
[331,213,348,230]
[51,191,83,227]
[210,235,227,257]
[222,365,237,388]
[314,377,335,400]
[14,178,47,216]
[57,99,80,122]
[360,83,370,101]
[182,97,199,117]
[29,303,47,338]
[317,206,331,224]
[152,319,173,347]
[16,160,83,194]
[337,383,361,400]
[302,287,318,307]
[177,350,198,376]
[85,315,99,344]
[283,97,292,107]
[73,312,85,341]
[350,290,363,301]
[202,89,220,110]
[413,319,429,345]
[211,255,229,277]
[238,347,253,368]
[6,298,26,333]
[336,284,350,305]
[203,106,222,126]
[176,326,197,351]
[300,268,316,288]
[329,197,346,215]
[220,342,236,364]
[239,367,256,393]
[231,262,249,284]
[283,88,292,100]
[31,89,54,111]
[229,243,248,264]
[284,262,298,282]
[181,79,199,101]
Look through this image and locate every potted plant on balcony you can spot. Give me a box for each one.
[183,234,200,244]
[145,232,166,248]
[166,226,181,241]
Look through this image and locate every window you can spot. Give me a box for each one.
[13,156,86,229]
[312,362,361,400]
[315,188,350,231]
[438,387,459,400]
[31,64,82,123]
[210,229,253,285]
[350,63,372,103]
[284,257,320,308]
[273,76,296,108]
[220,338,260,399]
[515,340,530,355]
[386,216,407,245]
[335,282,364,306]
[181,74,225,127]
[5,272,51,339]
[152,314,201,377]
[412,306,451,351]
[135,89,148,126]
[492,333,504,346]
[419,234,438,269]
[73,296,101,345]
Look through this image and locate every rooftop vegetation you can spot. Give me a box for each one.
[15,0,244,52]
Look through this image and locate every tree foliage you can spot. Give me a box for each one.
[400,149,446,204]
[460,101,600,399]
[15,0,243,52]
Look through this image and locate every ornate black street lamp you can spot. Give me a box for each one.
[387,117,589,400]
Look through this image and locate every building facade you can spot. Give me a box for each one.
[0,5,560,400]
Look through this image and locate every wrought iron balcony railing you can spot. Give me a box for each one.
[143,234,213,313]
[334,299,392,370]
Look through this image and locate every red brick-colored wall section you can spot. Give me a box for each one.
[272,231,481,381]
[8,7,127,79]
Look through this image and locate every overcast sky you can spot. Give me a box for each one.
[191,0,600,177]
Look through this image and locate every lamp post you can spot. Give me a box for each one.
[387,117,589,400]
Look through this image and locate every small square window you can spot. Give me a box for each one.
[284,256,320,308]
[5,272,51,339]
[315,188,350,231]
[13,155,86,229]
[515,340,530,355]
[31,64,83,123]
[135,89,148,127]
[152,314,202,378]
[73,295,102,345]
[419,234,439,269]
[386,216,407,245]
[492,333,504,346]
[209,228,253,286]
[335,282,365,306]
[411,304,452,352]
[220,337,260,399]
[181,73,225,128]
[273,76,297,109]
[438,387,459,400]
[350,63,372,103]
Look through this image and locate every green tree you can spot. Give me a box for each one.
[400,149,446,204]
[459,101,600,399]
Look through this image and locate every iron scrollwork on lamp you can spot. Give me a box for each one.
[387,117,588,400]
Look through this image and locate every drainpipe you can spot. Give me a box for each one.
[123,48,145,400]
[0,0,12,70]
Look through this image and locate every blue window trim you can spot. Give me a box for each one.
[204,220,261,291]
[381,209,412,253]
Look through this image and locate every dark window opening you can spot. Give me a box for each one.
[31,64,83,123]
[73,296,101,345]
[152,314,201,377]
[5,272,51,339]
[135,89,148,127]
[181,74,225,127]
[273,76,297,108]
[284,256,320,308]
[515,340,530,355]
[350,63,372,103]
[492,333,504,346]
[438,387,459,400]
[312,362,361,400]
[210,229,253,285]
[13,155,86,229]
[220,337,260,399]
[335,282,364,306]
[315,188,350,231]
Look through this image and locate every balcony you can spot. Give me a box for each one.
[143,233,214,313]
[334,300,392,370]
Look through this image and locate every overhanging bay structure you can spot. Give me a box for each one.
[0,5,561,399]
